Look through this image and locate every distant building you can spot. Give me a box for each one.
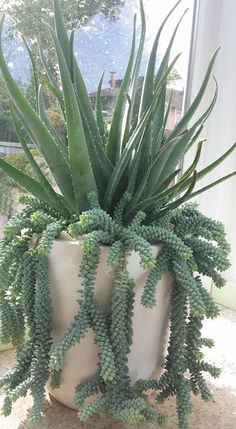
[89,72,184,130]
[165,88,184,132]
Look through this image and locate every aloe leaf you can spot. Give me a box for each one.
[154,168,181,194]
[53,0,106,155]
[39,45,58,87]
[106,15,137,165]
[125,170,196,220]
[166,48,220,142]
[181,139,205,180]
[182,142,236,191]
[37,85,68,161]
[156,146,236,212]
[165,169,197,208]
[128,120,156,194]
[39,45,66,117]
[196,142,236,182]
[133,140,176,204]
[77,100,109,195]
[78,93,113,180]
[104,64,176,209]
[13,105,40,147]
[127,146,142,194]
[186,172,236,201]
[0,157,53,206]
[139,0,182,117]
[152,89,173,156]
[152,124,165,157]
[22,36,39,114]
[41,74,65,118]
[104,87,167,208]
[67,41,112,186]
[133,52,181,162]
[151,88,166,154]
[104,117,146,210]
[155,126,204,196]
[50,26,97,212]
[155,84,218,188]
[95,72,105,137]
[10,104,68,214]
[129,54,180,185]
[135,170,197,223]
[104,91,159,209]
[154,8,187,88]
[154,145,236,209]
[125,192,162,220]
[0,16,75,211]
[147,171,197,221]
[136,124,152,183]
[78,98,111,182]
[122,0,146,145]
[54,0,112,180]
[69,29,75,83]
[73,64,109,155]
[53,0,70,67]
[105,54,181,209]
[70,60,112,184]
[129,140,158,206]
[151,8,187,155]
[153,138,204,201]
[73,68,109,157]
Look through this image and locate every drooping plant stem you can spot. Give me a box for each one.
[0,195,230,429]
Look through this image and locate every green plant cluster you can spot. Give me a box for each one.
[0,173,14,218]
[0,0,235,219]
[0,149,50,218]
[0,195,230,429]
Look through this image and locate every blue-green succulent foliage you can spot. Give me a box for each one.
[0,194,231,429]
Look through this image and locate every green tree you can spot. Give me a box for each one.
[5,0,125,44]
[0,0,125,140]
[4,0,125,76]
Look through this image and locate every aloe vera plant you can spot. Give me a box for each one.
[0,0,235,218]
[0,1,235,428]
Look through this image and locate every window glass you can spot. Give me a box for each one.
[74,0,194,127]
[0,0,194,226]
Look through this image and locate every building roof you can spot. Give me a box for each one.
[90,80,184,110]
[89,87,120,98]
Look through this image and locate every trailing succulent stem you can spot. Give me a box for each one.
[0,196,230,429]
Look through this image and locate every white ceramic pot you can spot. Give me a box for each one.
[48,239,172,409]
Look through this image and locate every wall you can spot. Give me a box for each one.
[184,0,236,309]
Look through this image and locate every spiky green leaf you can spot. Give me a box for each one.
[50,26,97,212]
[106,15,137,165]
[0,15,75,211]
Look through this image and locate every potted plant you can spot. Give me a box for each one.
[0,0,235,427]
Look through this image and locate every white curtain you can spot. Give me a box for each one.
[184,0,236,307]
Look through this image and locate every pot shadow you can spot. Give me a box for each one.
[15,381,236,429]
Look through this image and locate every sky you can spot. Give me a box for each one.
[140,0,194,89]
[2,0,194,92]
[74,0,194,91]
[123,0,194,84]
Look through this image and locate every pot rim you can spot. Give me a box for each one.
[53,234,163,250]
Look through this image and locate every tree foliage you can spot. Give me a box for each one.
[0,0,125,137]
[5,0,125,43]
